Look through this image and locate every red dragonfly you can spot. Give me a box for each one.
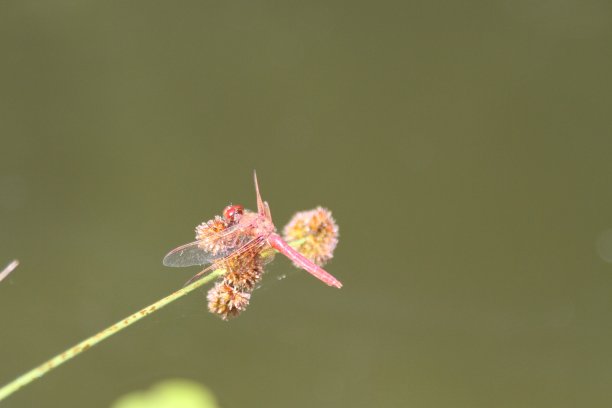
[163,172,342,288]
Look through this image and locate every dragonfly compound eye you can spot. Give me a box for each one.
[223,204,244,222]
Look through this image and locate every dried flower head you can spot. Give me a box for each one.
[195,216,230,254]
[206,282,251,320]
[206,239,269,319]
[282,207,339,266]
[223,261,264,292]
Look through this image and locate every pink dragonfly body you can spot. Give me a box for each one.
[163,172,342,289]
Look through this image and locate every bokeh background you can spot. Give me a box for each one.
[1,1,612,407]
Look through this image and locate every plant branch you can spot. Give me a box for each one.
[0,260,19,283]
[0,268,226,402]
[0,238,307,402]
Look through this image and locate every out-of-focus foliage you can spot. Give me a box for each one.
[110,379,219,408]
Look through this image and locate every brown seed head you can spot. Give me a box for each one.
[206,244,268,319]
[206,282,251,320]
[223,259,264,292]
[195,216,230,254]
[282,207,339,266]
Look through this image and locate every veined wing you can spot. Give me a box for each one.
[183,235,271,285]
[163,233,253,267]
[163,214,261,267]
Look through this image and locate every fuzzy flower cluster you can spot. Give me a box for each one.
[205,253,266,320]
[195,216,233,255]
[198,215,267,320]
[203,206,338,320]
[282,207,339,267]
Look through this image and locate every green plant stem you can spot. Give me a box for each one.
[0,268,226,402]
[0,238,306,403]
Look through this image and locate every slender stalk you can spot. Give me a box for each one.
[0,260,19,283]
[0,268,226,402]
[0,239,306,402]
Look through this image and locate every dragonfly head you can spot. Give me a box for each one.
[223,204,244,224]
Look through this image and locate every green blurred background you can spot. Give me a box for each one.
[1,1,612,407]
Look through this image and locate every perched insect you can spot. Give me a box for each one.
[163,172,342,289]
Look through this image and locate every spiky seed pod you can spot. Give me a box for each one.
[223,260,264,292]
[282,207,339,266]
[207,245,267,319]
[206,282,251,320]
[194,216,230,255]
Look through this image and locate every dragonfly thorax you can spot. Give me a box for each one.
[241,211,275,237]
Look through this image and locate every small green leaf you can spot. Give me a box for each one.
[110,379,220,408]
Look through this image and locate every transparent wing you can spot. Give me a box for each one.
[163,233,253,267]
[162,215,261,267]
[182,236,270,285]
